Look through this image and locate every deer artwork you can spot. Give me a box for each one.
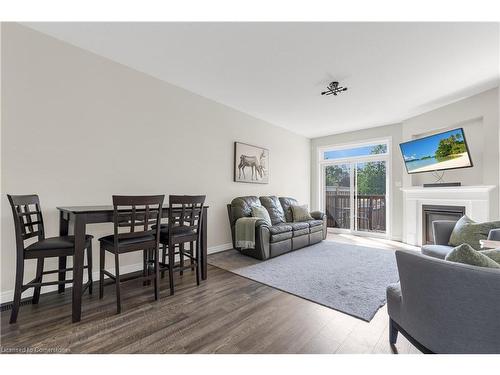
[238,150,266,181]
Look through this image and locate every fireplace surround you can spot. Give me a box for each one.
[401,185,495,246]
[421,205,465,245]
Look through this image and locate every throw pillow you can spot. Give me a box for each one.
[291,204,313,222]
[480,248,500,264]
[448,216,500,250]
[251,205,272,226]
[445,243,500,269]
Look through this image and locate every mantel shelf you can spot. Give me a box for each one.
[401,185,496,193]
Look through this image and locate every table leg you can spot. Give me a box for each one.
[72,215,86,323]
[58,211,69,293]
[201,208,208,280]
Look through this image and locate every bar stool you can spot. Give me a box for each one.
[99,195,164,314]
[157,195,206,295]
[7,194,93,324]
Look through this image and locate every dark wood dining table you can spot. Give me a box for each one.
[56,205,208,323]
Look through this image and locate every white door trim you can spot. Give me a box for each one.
[318,137,392,239]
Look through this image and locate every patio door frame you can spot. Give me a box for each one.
[318,137,392,239]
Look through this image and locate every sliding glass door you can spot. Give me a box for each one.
[355,161,387,234]
[320,140,390,236]
[324,164,352,230]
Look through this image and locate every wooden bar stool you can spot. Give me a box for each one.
[7,194,93,324]
[157,195,206,295]
[98,195,164,314]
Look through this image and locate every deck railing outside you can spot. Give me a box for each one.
[325,190,386,232]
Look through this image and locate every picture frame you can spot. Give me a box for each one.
[234,142,269,184]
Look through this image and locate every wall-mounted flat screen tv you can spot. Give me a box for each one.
[399,128,473,174]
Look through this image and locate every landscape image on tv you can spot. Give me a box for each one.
[400,128,472,174]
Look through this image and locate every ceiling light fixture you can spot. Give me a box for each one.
[321,81,348,96]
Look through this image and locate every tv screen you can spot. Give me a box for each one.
[400,128,473,174]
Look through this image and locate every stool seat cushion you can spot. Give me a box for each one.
[156,224,197,243]
[98,234,155,246]
[26,235,93,251]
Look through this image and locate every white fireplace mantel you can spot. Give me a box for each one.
[401,185,496,246]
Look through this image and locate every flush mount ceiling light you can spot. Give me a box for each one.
[321,81,348,96]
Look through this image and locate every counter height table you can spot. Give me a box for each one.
[57,205,208,322]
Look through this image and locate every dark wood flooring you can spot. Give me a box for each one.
[1,236,420,354]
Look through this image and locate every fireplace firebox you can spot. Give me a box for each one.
[422,205,465,245]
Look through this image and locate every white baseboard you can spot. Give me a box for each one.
[208,242,233,254]
[0,242,234,304]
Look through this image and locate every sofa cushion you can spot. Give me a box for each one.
[287,222,309,237]
[259,196,286,225]
[448,216,500,250]
[269,223,292,235]
[307,219,323,228]
[445,243,500,269]
[230,196,261,226]
[279,197,299,222]
[251,205,272,226]
[421,244,453,259]
[288,222,309,230]
[269,224,293,243]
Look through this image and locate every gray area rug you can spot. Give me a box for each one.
[209,241,399,321]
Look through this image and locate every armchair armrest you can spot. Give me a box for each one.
[432,220,456,245]
[487,228,500,241]
[310,211,325,220]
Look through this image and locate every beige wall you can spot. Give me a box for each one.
[310,123,404,240]
[0,24,311,301]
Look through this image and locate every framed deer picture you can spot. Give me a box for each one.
[234,142,269,184]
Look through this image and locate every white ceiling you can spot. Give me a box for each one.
[24,22,499,138]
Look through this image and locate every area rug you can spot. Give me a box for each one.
[208,241,399,321]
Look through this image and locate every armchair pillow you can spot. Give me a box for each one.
[448,216,500,250]
[291,204,314,222]
[480,249,500,264]
[445,243,500,269]
[251,205,272,226]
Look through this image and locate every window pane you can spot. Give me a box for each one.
[323,144,387,160]
[324,164,350,229]
[356,161,386,233]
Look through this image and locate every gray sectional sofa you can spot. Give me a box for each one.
[227,196,327,260]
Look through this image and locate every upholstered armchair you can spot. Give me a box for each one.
[387,249,500,353]
[422,220,500,259]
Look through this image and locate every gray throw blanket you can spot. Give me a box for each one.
[235,217,260,249]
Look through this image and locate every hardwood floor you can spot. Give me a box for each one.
[0,234,420,354]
